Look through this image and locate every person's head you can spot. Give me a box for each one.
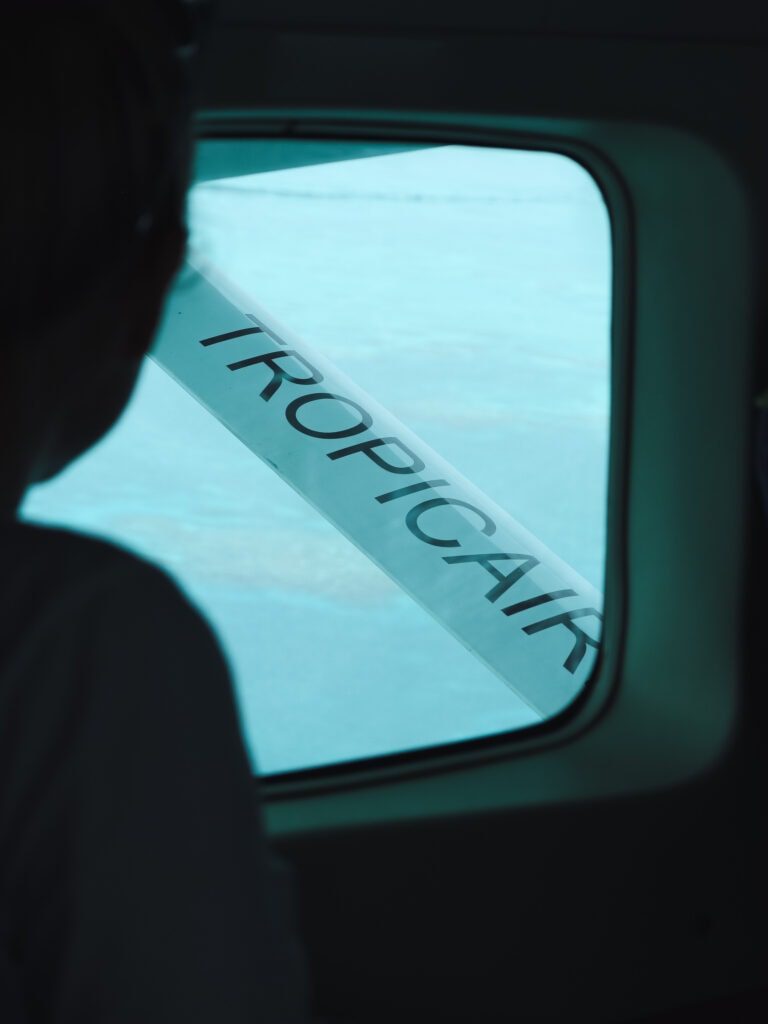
[1,1,208,509]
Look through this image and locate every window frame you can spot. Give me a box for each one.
[192,112,750,833]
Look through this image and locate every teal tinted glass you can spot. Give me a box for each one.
[22,141,611,773]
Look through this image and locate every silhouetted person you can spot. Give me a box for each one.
[0,3,308,1020]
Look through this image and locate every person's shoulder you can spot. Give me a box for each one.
[1,520,228,695]
[3,518,171,583]
[0,519,194,626]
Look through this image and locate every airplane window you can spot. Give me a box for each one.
[21,140,611,773]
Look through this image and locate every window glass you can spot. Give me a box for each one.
[22,141,611,773]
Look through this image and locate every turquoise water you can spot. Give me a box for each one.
[21,144,611,773]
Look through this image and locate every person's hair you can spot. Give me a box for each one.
[1,1,198,346]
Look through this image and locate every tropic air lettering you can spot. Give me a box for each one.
[197,325,602,675]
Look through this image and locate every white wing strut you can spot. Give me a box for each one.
[152,253,603,718]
